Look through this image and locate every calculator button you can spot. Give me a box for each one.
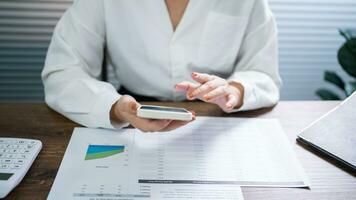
[0,149,5,153]
[21,150,31,154]
[0,154,5,158]
[2,159,13,164]
[14,159,25,164]
[29,141,37,145]
[17,154,28,159]
[0,139,5,144]
[26,145,34,149]
[10,149,18,154]
[7,140,16,144]
[5,154,15,159]
[17,140,27,144]
[0,164,9,169]
[10,164,22,169]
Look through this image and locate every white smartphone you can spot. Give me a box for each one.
[137,105,193,121]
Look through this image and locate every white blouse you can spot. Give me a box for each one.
[42,0,282,129]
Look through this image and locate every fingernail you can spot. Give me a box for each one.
[226,103,232,108]
[203,95,210,101]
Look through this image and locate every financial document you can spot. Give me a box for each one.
[133,117,309,187]
[48,127,243,200]
[48,117,309,199]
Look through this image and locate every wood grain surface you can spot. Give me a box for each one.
[0,102,355,200]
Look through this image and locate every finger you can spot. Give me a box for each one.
[146,119,173,132]
[159,111,196,132]
[190,110,196,117]
[134,119,172,132]
[126,113,154,126]
[191,72,215,84]
[175,81,199,92]
[120,95,140,114]
[206,95,226,107]
[126,107,171,131]
[175,81,200,100]
[160,117,196,132]
[160,121,190,132]
[128,100,140,115]
[226,94,238,110]
[202,87,226,102]
[190,79,224,97]
[156,120,173,131]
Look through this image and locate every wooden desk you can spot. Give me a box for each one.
[0,102,355,200]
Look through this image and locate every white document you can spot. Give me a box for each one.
[48,117,310,199]
[150,185,244,200]
[47,127,243,200]
[47,128,143,200]
[133,117,310,187]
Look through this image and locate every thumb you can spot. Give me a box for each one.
[129,101,140,114]
[120,95,140,114]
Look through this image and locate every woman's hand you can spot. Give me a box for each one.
[110,95,195,132]
[175,72,244,112]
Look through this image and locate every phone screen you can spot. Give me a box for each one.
[140,105,189,113]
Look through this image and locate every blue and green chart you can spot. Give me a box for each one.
[85,145,125,160]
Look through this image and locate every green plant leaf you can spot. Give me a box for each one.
[339,29,356,40]
[316,89,341,100]
[339,29,356,54]
[347,38,356,56]
[324,71,345,89]
[339,29,351,41]
[338,39,356,78]
[345,81,356,96]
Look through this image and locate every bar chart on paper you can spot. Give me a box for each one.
[73,143,150,199]
[85,145,125,160]
[47,129,152,200]
[48,128,245,200]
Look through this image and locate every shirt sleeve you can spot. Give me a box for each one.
[227,0,282,112]
[42,0,127,129]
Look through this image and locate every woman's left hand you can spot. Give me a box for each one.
[175,72,244,112]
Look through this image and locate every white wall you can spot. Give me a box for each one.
[269,0,356,100]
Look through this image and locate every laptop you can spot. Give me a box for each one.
[297,92,356,170]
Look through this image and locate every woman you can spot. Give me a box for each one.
[42,0,281,132]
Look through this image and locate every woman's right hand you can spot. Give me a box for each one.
[110,95,195,132]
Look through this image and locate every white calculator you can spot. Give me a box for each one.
[0,138,42,198]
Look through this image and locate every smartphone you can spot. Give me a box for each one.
[137,105,193,121]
